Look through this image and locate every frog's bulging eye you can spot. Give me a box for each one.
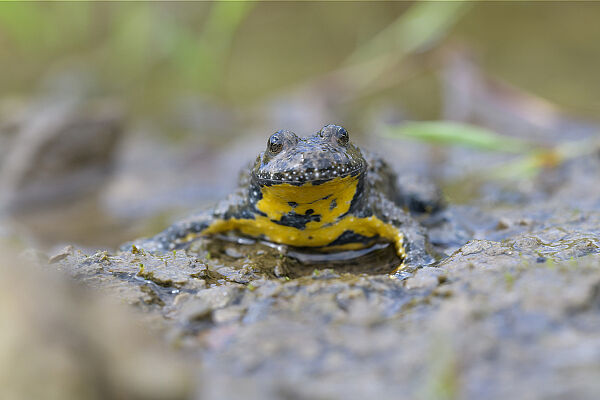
[318,125,334,138]
[319,124,350,146]
[266,130,298,156]
[268,134,284,154]
[336,127,349,146]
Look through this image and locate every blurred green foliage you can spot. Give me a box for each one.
[383,121,532,154]
[338,2,469,94]
[386,119,600,181]
[0,1,598,162]
[1,2,599,116]
[0,2,466,118]
[103,2,254,94]
[0,3,365,95]
[0,2,256,105]
[346,2,467,65]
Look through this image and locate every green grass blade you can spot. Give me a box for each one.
[382,121,533,154]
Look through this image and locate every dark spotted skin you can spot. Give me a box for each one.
[125,125,443,269]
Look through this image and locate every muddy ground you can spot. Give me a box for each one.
[6,145,594,400]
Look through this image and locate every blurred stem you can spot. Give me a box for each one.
[490,137,600,180]
[338,2,470,92]
[193,1,255,92]
[347,1,468,63]
[382,121,533,154]
[384,120,600,182]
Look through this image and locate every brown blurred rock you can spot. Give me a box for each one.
[0,96,124,213]
[0,245,195,400]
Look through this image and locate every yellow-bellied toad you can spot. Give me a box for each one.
[128,125,442,269]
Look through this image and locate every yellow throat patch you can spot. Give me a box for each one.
[257,174,359,227]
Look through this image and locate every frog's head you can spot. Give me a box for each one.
[250,125,367,229]
[252,124,366,187]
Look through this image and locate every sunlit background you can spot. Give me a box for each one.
[1,2,599,250]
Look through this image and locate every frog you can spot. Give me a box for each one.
[127,124,443,270]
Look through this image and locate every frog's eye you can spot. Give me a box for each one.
[266,130,298,156]
[318,125,334,138]
[319,124,349,146]
[336,127,349,146]
[267,133,284,154]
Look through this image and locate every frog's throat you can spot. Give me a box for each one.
[257,174,360,226]
[195,175,406,261]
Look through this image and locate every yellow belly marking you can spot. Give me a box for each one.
[184,175,406,260]
[255,175,358,225]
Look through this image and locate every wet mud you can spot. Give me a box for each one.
[44,151,600,399]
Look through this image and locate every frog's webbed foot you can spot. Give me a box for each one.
[371,195,436,271]
[120,211,215,253]
[400,223,436,270]
[394,213,435,270]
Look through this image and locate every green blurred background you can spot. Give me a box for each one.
[1,2,599,120]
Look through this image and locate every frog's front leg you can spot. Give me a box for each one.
[120,211,216,252]
[369,195,435,271]
[121,190,250,253]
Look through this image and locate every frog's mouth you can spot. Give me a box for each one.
[253,163,366,187]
